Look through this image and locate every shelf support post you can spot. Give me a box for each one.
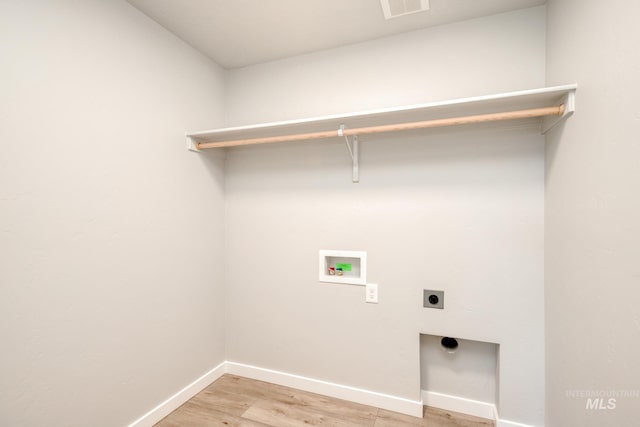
[352,136,359,183]
[339,125,359,183]
[345,135,360,183]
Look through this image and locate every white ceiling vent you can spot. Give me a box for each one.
[380,0,430,20]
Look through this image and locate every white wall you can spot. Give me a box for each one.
[225,7,546,126]
[0,2,226,426]
[224,7,546,425]
[545,1,640,425]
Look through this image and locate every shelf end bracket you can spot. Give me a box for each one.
[186,136,202,153]
[542,89,576,134]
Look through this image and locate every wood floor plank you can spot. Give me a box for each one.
[422,406,494,427]
[374,408,428,427]
[242,397,376,427]
[208,375,301,403]
[375,407,495,427]
[156,402,269,427]
[250,383,378,421]
[189,387,256,417]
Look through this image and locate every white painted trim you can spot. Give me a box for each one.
[421,390,496,420]
[496,419,536,427]
[226,361,423,417]
[128,361,227,427]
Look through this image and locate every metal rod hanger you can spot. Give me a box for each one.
[195,104,565,150]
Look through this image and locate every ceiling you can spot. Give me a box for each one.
[127,0,546,69]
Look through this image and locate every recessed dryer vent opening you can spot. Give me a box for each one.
[440,337,459,353]
[420,334,499,421]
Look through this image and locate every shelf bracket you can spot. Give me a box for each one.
[339,125,359,183]
[541,89,576,134]
[186,136,202,153]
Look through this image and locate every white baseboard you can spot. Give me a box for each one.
[421,391,536,427]
[422,390,497,420]
[496,419,536,427]
[128,361,227,427]
[226,361,423,418]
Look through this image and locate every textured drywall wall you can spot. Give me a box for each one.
[225,7,546,126]
[0,2,226,426]
[545,0,640,425]
[224,7,546,425]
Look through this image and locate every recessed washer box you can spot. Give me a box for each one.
[319,250,367,285]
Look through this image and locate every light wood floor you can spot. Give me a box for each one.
[155,374,494,427]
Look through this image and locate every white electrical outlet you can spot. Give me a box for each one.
[366,283,378,303]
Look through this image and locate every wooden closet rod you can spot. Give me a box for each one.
[197,104,565,150]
